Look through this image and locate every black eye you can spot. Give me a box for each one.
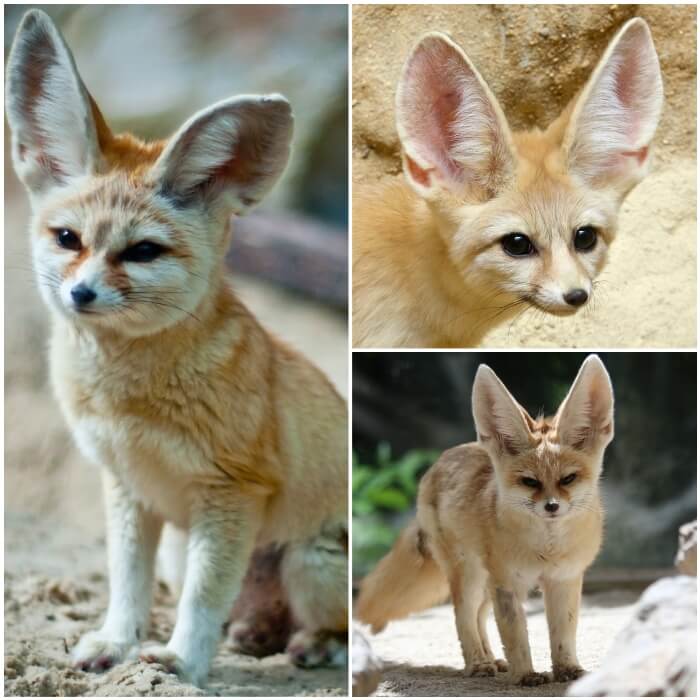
[574,226,597,251]
[120,241,166,263]
[53,228,82,251]
[521,477,542,489]
[560,473,577,486]
[502,233,535,257]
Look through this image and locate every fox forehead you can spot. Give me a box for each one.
[451,153,617,246]
[512,440,593,483]
[37,173,178,246]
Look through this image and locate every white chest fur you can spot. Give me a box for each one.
[50,325,221,528]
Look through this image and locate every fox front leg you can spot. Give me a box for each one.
[542,575,586,681]
[140,488,263,687]
[73,471,162,671]
[491,585,551,686]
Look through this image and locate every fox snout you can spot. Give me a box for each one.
[70,283,98,309]
[563,288,588,308]
[533,241,596,314]
[54,255,120,315]
[534,494,571,519]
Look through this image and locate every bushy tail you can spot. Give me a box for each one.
[355,520,448,633]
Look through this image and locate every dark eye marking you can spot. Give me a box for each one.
[560,473,577,486]
[573,225,598,252]
[520,476,542,489]
[501,233,536,257]
[120,241,167,263]
[51,227,82,251]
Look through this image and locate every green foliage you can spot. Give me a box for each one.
[352,443,439,577]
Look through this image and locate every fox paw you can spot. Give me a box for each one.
[513,670,552,686]
[287,630,347,669]
[469,661,497,677]
[72,631,132,672]
[140,644,199,685]
[229,618,290,658]
[552,664,585,682]
[495,658,509,673]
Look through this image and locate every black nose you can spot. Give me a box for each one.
[564,288,588,307]
[71,284,97,306]
[545,501,560,513]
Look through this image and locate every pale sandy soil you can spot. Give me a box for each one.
[4,513,347,697]
[364,592,638,697]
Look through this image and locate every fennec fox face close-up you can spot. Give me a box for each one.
[353,19,664,348]
[6,9,347,689]
[356,356,614,686]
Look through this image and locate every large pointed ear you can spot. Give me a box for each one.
[556,355,614,451]
[396,32,516,200]
[563,18,663,195]
[150,95,293,215]
[472,365,533,456]
[5,9,103,196]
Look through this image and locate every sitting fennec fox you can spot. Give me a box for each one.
[356,355,613,685]
[6,10,347,686]
[353,19,663,347]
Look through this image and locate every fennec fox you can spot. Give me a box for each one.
[353,19,663,347]
[6,10,347,687]
[356,355,613,685]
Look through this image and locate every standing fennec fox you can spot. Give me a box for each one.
[356,355,614,685]
[353,19,663,347]
[6,10,347,687]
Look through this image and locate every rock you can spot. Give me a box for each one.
[675,520,697,576]
[568,576,697,697]
[227,212,347,307]
[352,624,382,697]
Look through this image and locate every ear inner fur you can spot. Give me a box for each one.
[5,9,102,192]
[472,364,533,456]
[555,355,615,450]
[150,96,293,214]
[396,31,516,199]
[563,18,663,192]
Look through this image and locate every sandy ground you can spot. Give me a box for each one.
[4,514,346,697]
[363,592,639,697]
[4,153,348,695]
[352,4,697,348]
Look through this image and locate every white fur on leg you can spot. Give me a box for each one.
[73,471,162,671]
[140,493,263,687]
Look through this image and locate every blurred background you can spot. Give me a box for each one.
[353,353,697,581]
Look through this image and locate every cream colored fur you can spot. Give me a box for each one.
[353,19,663,347]
[6,9,347,687]
[356,356,614,686]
